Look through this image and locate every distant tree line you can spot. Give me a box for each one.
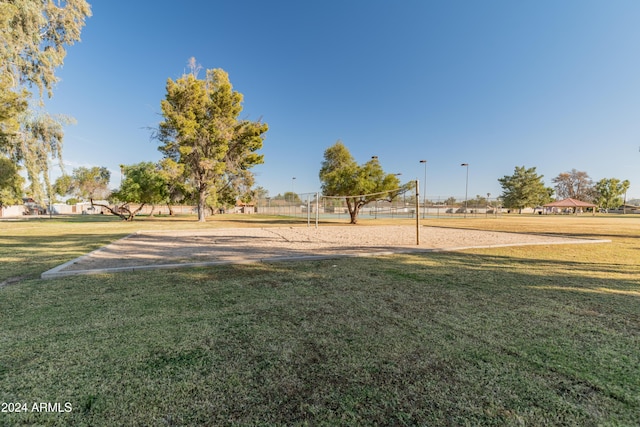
[498,166,631,213]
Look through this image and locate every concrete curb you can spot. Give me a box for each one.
[40,238,611,280]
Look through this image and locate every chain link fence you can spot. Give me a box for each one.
[252,193,505,220]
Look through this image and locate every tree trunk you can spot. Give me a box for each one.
[90,199,145,221]
[349,210,358,224]
[167,203,174,216]
[149,205,155,217]
[346,198,359,224]
[91,199,127,220]
[198,188,207,222]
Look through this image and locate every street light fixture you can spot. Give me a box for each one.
[461,163,469,218]
[419,160,427,219]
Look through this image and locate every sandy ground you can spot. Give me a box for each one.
[42,225,607,278]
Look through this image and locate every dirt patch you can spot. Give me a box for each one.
[41,225,609,279]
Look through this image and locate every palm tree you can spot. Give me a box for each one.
[622,180,631,214]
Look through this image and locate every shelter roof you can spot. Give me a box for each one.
[543,198,597,208]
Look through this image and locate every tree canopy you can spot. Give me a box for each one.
[0,0,91,204]
[0,156,24,206]
[99,162,168,221]
[595,178,630,210]
[552,169,596,202]
[158,62,267,221]
[0,0,91,99]
[498,166,552,213]
[55,166,110,201]
[319,141,404,224]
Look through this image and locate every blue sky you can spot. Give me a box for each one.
[45,0,640,200]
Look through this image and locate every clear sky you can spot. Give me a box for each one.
[45,0,640,200]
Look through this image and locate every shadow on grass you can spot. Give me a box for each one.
[410,251,640,285]
[5,215,124,224]
[1,249,639,425]
[0,233,130,282]
[426,223,634,240]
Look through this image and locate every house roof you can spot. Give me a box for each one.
[543,198,597,208]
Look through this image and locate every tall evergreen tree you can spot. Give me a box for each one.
[498,166,552,213]
[158,63,267,222]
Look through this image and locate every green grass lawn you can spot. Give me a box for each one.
[1,214,639,426]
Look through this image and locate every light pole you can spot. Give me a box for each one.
[419,160,427,219]
[486,193,491,218]
[461,163,469,218]
[291,177,296,216]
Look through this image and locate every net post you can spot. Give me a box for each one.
[316,192,319,228]
[415,179,420,245]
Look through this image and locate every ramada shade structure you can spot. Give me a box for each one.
[543,198,597,215]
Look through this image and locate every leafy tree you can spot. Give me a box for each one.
[55,166,111,201]
[158,61,268,222]
[0,1,90,203]
[595,178,630,210]
[53,174,73,197]
[0,0,92,99]
[283,191,301,204]
[552,169,596,202]
[472,194,488,207]
[249,186,269,203]
[94,162,168,221]
[157,158,188,215]
[0,155,24,206]
[6,113,72,205]
[498,166,552,213]
[74,166,111,200]
[319,141,404,224]
[0,74,28,148]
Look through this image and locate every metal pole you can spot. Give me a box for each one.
[420,160,427,219]
[315,192,319,229]
[291,177,296,217]
[461,163,469,218]
[415,179,420,245]
[465,166,469,218]
[48,159,52,219]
